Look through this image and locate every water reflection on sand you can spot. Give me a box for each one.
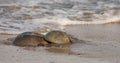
[65,24,120,42]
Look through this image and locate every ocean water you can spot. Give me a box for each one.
[0,0,120,34]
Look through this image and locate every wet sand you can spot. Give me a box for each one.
[0,24,120,63]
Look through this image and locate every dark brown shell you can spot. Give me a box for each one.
[13,32,48,47]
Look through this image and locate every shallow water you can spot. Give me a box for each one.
[0,0,120,34]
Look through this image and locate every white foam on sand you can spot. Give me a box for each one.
[38,16,120,25]
[0,15,120,34]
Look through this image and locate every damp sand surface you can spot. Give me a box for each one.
[0,24,120,63]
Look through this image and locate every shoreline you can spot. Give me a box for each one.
[65,21,120,26]
[0,22,120,35]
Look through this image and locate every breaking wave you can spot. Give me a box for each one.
[0,0,120,34]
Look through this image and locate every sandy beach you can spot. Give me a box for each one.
[0,0,120,63]
[0,24,120,63]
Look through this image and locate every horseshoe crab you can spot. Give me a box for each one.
[13,32,48,47]
[44,30,77,45]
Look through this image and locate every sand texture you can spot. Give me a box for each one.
[0,24,120,63]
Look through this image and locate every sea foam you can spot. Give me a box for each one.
[0,0,120,34]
